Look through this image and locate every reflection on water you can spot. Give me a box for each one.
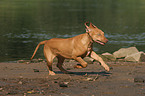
[0,0,145,62]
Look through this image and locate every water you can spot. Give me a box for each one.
[0,0,145,62]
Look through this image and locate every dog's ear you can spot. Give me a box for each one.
[85,22,89,29]
[85,22,91,32]
[89,22,97,28]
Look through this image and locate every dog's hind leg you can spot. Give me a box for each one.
[44,47,56,75]
[57,56,70,74]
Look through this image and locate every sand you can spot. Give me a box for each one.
[0,61,145,96]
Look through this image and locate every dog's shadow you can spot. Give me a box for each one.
[55,71,111,76]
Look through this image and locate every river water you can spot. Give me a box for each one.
[0,0,145,62]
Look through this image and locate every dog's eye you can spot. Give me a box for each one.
[97,34,101,36]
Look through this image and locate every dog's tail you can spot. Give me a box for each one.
[31,40,47,60]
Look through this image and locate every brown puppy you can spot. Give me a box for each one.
[31,22,110,75]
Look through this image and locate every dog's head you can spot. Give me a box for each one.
[85,22,108,45]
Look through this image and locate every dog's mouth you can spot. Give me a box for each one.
[95,40,105,45]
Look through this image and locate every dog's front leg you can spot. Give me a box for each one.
[90,51,110,71]
[74,57,88,69]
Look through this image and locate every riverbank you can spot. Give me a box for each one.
[0,61,145,96]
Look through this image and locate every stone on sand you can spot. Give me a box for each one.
[84,57,94,64]
[101,52,116,61]
[113,47,139,58]
[125,52,145,62]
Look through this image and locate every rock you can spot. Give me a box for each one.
[102,52,112,55]
[59,83,68,87]
[134,77,145,83]
[86,75,99,81]
[101,52,116,61]
[64,82,69,85]
[19,76,23,79]
[0,88,3,91]
[38,58,43,62]
[59,84,67,87]
[27,90,35,94]
[24,93,27,96]
[69,60,76,63]
[17,60,25,63]
[18,81,23,84]
[86,78,94,81]
[125,52,144,62]
[117,59,125,62]
[17,60,30,64]
[84,57,94,64]
[113,47,139,58]
[31,59,38,63]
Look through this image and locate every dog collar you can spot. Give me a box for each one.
[87,32,94,43]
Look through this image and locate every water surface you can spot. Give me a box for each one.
[0,0,145,62]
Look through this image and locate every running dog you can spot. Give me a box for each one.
[31,22,110,75]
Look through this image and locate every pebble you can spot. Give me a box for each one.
[23,93,27,96]
[18,81,23,84]
[64,82,69,84]
[59,84,68,87]
[86,78,94,81]
[59,82,68,87]
[27,90,35,94]
[86,75,99,81]
[0,88,3,91]
[19,76,23,78]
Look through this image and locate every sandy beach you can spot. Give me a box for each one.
[0,61,145,96]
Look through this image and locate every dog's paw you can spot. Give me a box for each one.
[49,71,56,75]
[105,66,110,72]
[74,64,83,69]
